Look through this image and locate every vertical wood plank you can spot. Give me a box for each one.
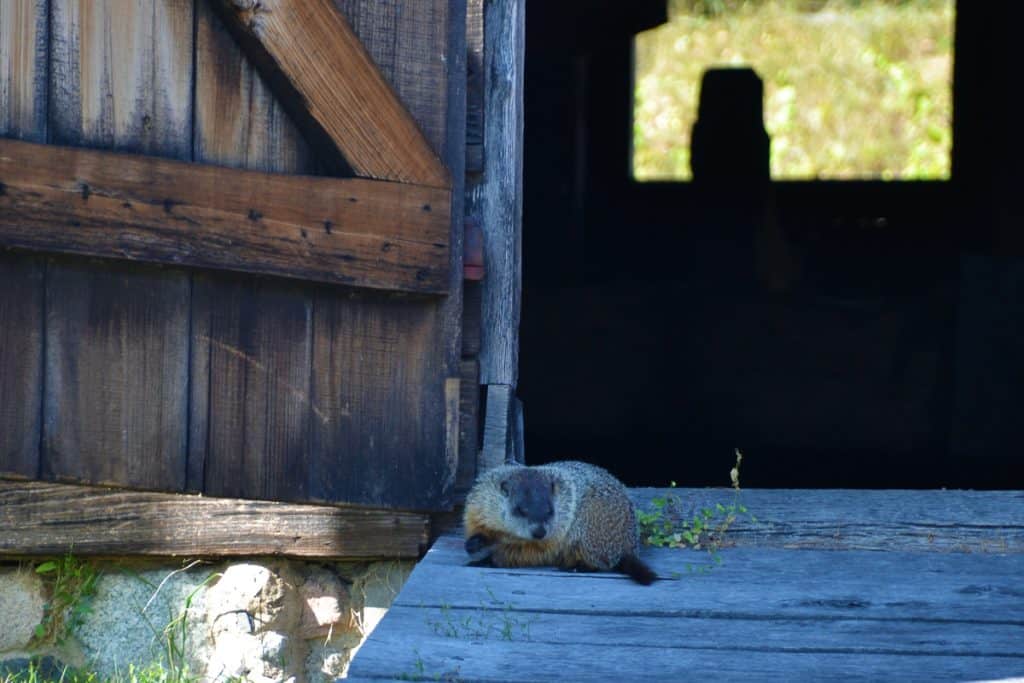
[302,0,464,508]
[43,0,193,489]
[189,1,316,497]
[0,0,48,141]
[467,0,524,386]
[309,293,448,508]
[0,0,48,478]
[336,0,450,157]
[0,254,44,478]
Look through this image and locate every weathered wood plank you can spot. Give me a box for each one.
[337,0,452,163]
[353,628,1024,682]
[309,292,451,508]
[42,257,190,488]
[209,0,449,188]
[0,0,47,479]
[0,0,48,141]
[631,488,1024,553]
[369,604,1024,657]
[480,384,514,470]
[43,0,194,491]
[350,534,1024,681]
[49,0,193,155]
[189,279,314,498]
[0,480,428,559]
[299,0,463,510]
[189,2,317,498]
[193,0,312,174]
[456,359,480,495]
[0,254,44,479]
[0,138,452,293]
[406,536,1024,618]
[467,0,524,386]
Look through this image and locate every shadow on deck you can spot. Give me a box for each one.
[347,489,1024,682]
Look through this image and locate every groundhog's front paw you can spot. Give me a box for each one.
[465,534,494,565]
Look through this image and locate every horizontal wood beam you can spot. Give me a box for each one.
[209,0,450,188]
[0,480,429,559]
[0,138,450,294]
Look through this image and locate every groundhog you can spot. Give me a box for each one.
[463,461,657,585]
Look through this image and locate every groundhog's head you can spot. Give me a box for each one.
[500,469,557,541]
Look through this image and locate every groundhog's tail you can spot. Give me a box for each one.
[616,554,657,585]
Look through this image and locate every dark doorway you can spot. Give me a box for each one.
[519,1,1024,489]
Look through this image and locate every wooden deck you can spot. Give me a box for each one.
[347,489,1024,682]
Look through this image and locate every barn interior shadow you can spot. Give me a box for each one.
[518,1,1024,489]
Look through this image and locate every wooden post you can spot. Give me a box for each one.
[467,0,526,473]
[468,0,525,388]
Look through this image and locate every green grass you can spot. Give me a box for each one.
[634,0,954,180]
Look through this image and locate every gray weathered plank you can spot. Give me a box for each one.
[631,488,1024,553]
[400,536,1024,621]
[43,0,193,490]
[0,480,428,559]
[466,0,524,386]
[351,631,1024,682]
[480,384,514,470]
[349,526,1024,682]
[0,0,47,479]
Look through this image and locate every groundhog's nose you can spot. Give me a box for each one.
[531,525,546,539]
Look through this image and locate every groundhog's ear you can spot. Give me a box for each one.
[500,479,511,496]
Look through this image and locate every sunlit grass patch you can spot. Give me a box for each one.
[633,0,954,181]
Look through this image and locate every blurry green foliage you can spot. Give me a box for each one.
[634,0,954,180]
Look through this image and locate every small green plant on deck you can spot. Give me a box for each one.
[29,553,101,647]
[637,449,756,567]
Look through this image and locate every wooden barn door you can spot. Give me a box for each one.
[0,0,464,511]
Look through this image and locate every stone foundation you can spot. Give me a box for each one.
[0,558,413,681]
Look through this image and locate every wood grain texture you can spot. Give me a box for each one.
[0,0,48,142]
[467,0,524,386]
[0,138,452,293]
[43,0,194,490]
[480,384,513,470]
[455,359,480,496]
[42,257,190,488]
[210,0,449,187]
[0,254,44,478]
[193,0,312,174]
[349,523,1024,682]
[0,480,429,559]
[0,0,47,479]
[631,488,1024,553]
[190,2,318,499]
[49,0,193,155]
[189,278,313,497]
[298,0,463,510]
[309,291,450,509]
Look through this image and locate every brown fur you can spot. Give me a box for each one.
[463,461,656,584]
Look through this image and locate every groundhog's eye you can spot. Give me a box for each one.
[500,480,511,496]
[513,505,526,517]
